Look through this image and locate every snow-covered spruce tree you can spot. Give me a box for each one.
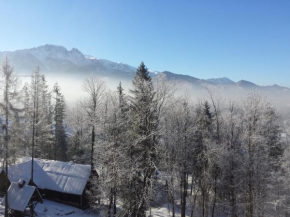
[24,67,53,161]
[22,67,53,208]
[177,97,192,217]
[22,84,31,156]
[122,61,159,216]
[192,100,213,217]
[39,74,53,158]
[115,82,133,214]
[0,56,22,217]
[53,83,67,161]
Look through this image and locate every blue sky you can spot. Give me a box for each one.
[0,0,289,86]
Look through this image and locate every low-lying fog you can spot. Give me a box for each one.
[19,72,290,117]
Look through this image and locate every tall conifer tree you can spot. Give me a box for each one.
[53,83,67,161]
[125,61,158,216]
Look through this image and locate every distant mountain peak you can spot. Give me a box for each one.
[70,47,82,54]
[207,77,235,85]
[30,44,84,58]
[34,44,68,52]
[236,80,257,87]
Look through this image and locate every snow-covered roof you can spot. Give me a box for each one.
[8,159,91,196]
[1,182,41,212]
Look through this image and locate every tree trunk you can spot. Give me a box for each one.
[190,188,198,217]
[172,192,175,217]
[181,172,185,217]
[4,75,9,217]
[113,188,117,216]
[211,175,217,217]
[230,175,237,217]
[202,189,205,217]
[171,176,175,217]
[248,170,254,217]
[190,176,194,195]
[108,189,113,217]
[91,125,95,169]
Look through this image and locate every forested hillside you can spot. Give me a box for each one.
[0,56,289,217]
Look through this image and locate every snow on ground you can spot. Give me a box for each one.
[35,200,97,217]
[148,204,175,217]
[0,198,97,217]
[148,203,193,217]
[0,197,189,217]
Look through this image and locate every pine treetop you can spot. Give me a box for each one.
[135,61,151,82]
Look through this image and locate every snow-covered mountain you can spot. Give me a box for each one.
[0,44,286,88]
[0,44,289,108]
[0,44,137,79]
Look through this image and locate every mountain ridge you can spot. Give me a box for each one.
[0,44,288,91]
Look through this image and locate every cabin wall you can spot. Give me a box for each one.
[81,189,90,209]
[39,189,87,209]
[0,174,10,194]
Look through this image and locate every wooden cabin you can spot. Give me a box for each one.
[0,159,95,209]
[1,179,43,216]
